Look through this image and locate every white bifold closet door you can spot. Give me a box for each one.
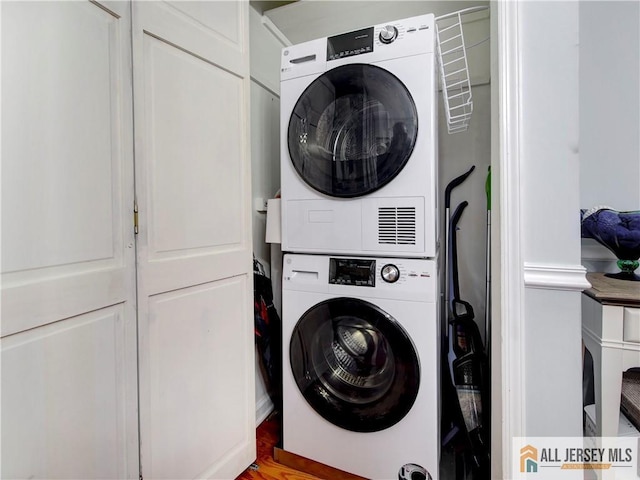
[2,1,255,479]
[132,2,256,479]
[1,1,139,478]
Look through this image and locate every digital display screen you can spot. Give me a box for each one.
[329,258,376,287]
[327,27,374,61]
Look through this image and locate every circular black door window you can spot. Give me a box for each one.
[288,64,418,198]
[289,297,420,432]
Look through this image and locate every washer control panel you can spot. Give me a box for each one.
[329,257,376,287]
[326,257,434,288]
[284,254,437,302]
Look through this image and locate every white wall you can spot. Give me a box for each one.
[250,6,283,273]
[521,3,581,269]
[579,1,640,212]
[518,1,584,438]
[250,82,280,273]
[437,9,491,344]
[439,83,491,344]
[495,3,587,476]
[249,5,286,424]
[579,1,640,274]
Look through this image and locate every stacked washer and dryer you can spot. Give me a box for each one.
[280,14,440,480]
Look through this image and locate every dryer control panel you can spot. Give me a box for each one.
[324,15,434,62]
[327,27,374,61]
[281,13,435,81]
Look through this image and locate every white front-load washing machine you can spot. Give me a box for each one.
[282,253,440,480]
[280,14,438,258]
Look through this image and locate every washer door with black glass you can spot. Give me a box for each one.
[289,297,420,432]
[288,63,418,198]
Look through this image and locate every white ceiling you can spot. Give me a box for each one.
[263,0,490,45]
[249,1,296,15]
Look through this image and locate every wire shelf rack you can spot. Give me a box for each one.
[436,6,489,134]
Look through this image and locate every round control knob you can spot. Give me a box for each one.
[381,264,400,283]
[379,25,398,44]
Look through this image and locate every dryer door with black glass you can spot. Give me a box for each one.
[288,64,418,198]
[289,296,420,432]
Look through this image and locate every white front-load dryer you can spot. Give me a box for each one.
[280,14,438,258]
[282,253,440,480]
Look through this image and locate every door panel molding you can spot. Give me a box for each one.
[2,268,131,337]
[135,1,247,78]
[141,33,247,261]
[2,305,135,479]
[139,276,253,479]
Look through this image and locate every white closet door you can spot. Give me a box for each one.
[1,1,138,478]
[132,2,256,479]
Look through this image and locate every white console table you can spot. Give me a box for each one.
[582,273,640,437]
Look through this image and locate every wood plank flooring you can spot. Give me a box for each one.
[235,414,322,480]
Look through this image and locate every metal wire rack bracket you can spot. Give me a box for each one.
[436,6,489,134]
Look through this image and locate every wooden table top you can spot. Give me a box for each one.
[584,272,640,307]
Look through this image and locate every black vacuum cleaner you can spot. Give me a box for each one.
[441,168,490,479]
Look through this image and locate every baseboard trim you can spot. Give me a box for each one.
[524,262,591,291]
[255,394,274,427]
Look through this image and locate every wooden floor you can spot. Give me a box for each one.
[235,414,322,480]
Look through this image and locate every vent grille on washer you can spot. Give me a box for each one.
[378,207,416,245]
